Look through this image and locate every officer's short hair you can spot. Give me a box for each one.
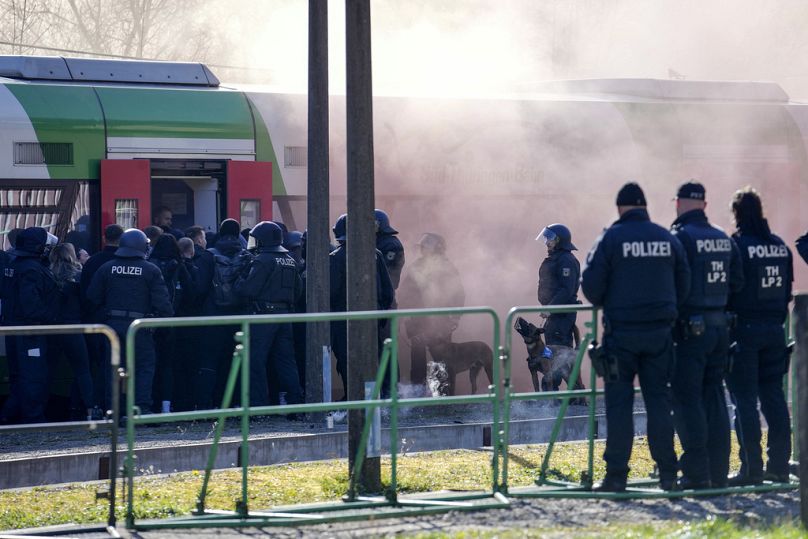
[185,226,205,242]
[178,237,195,257]
[143,225,163,243]
[104,224,124,243]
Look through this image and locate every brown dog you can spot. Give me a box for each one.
[427,337,494,396]
[513,317,585,402]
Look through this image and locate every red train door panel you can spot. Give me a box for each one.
[227,161,273,228]
[100,160,151,231]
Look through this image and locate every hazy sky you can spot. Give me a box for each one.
[206,0,808,99]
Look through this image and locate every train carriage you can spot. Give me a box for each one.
[1,55,808,405]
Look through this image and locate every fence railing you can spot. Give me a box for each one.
[0,323,121,537]
[2,300,802,532]
[123,307,507,529]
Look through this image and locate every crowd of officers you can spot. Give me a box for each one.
[0,206,455,424]
[0,179,800,493]
[538,181,798,492]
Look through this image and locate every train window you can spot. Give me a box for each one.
[240,199,260,229]
[13,142,74,166]
[283,146,307,168]
[0,180,92,250]
[115,199,138,229]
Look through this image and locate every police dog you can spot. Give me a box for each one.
[513,317,585,403]
[426,334,494,396]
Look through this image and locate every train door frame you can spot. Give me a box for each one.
[100,158,273,236]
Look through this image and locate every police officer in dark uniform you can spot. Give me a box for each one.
[330,214,396,397]
[726,187,794,485]
[536,223,580,349]
[375,209,405,290]
[234,221,303,407]
[669,181,744,489]
[581,182,690,492]
[2,227,58,423]
[86,229,173,415]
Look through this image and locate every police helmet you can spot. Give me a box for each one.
[115,228,149,258]
[333,214,347,242]
[284,230,304,249]
[250,221,287,252]
[536,223,576,251]
[417,232,446,254]
[374,209,398,235]
[11,227,48,256]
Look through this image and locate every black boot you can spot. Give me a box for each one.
[592,475,627,492]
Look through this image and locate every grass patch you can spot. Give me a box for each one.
[0,435,791,533]
[399,519,807,538]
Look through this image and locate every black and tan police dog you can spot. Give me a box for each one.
[513,317,585,403]
[426,334,494,396]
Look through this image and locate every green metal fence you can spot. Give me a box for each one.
[0,323,121,538]
[119,302,802,529]
[123,307,509,530]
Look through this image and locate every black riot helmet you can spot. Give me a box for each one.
[374,209,398,235]
[250,221,287,252]
[536,223,576,251]
[333,214,347,242]
[284,230,304,249]
[116,228,149,258]
[11,227,48,256]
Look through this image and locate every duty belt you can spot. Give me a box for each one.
[108,309,145,319]
[255,302,291,313]
[681,310,728,327]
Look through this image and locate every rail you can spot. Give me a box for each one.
[2,301,801,532]
[0,324,121,538]
[123,307,508,529]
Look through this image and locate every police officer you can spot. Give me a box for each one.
[86,229,173,415]
[398,233,465,390]
[375,209,405,290]
[581,182,690,492]
[2,227,58,423]
[669,181,744,489]
[536,223,580,347]
[726,187,794,485]
[234,221,303,407]
[330,214,396,397]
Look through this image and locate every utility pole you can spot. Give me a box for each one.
[306,0,330,408]
[794,294,808,528]
[345,0,381,491]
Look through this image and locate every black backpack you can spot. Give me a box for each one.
[211,252,251,308]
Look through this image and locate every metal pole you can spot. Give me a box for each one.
[306,0,330,409]
[106,327,121,530]
[238,325,250,516]
[345,0,380,492]
[793,294,808,528]
[125,326,136,529]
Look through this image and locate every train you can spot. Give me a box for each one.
[0,55,807,402]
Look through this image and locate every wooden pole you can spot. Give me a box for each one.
[794,294,808,528]
[345,0,381,491]
[305,0,330,407]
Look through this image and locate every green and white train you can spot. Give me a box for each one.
[1,55,807,399]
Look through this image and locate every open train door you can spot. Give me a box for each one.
[100,159,151,230]
[227,161,273,228]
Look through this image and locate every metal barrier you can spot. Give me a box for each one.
[123,307,509,530]
[0,324,121,538]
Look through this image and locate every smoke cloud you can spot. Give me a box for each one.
[213,1,808,393]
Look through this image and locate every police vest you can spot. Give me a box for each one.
[673,223,734,311]
[261,253,299,305]
[730,232,791,322]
